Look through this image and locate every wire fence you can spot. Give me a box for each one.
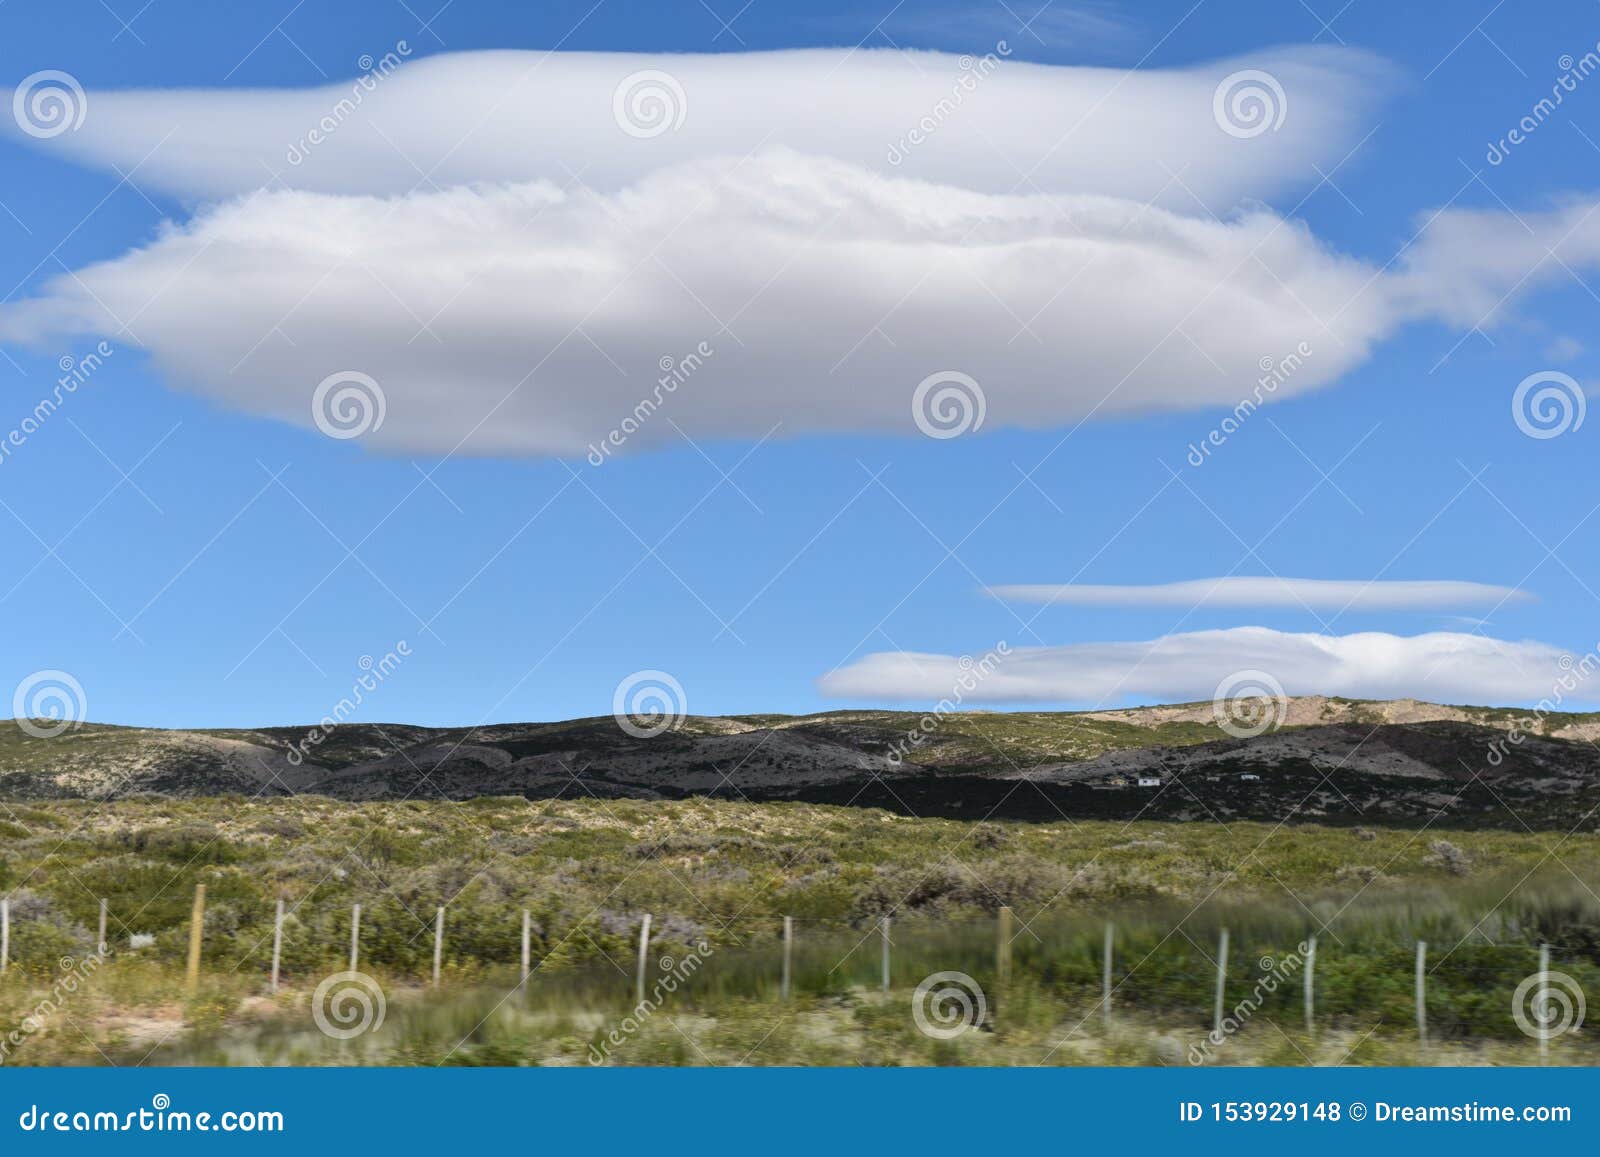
[3,889,1594,1047]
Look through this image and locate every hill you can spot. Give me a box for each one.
[3,696,1598,829]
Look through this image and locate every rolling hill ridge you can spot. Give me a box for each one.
[3,696,1597,829]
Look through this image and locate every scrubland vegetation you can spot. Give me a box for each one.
[1,796,1597,1065]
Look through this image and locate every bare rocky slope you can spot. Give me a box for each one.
[2,697,1597,829]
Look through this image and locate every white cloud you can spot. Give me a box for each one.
[819,627,1580,706]
[1,47,1592,457]
[13,47,1389,205]
[985,577,1533,610]
[1387,198,1600,328]
[0,151,1392,456]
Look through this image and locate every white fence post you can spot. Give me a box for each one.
[270,900,284,993]
[521,910,531,986]
[635,914,652,1007]
[432,906,445,987]
[1415,940,1428,1052]
[97,898,108,956]
[349,904,361,972]
[1304,934,1317,1037]
[1538,943,1551,1065]
[781,916,793,1001]
[1213,929,1229,1035]
[1102,921,1114,1028]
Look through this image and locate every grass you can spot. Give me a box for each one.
[1,795,1598,1065]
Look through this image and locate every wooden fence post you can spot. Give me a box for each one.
[185,884,206,994]
[520,910,531,986]
[432,906,445,987]
[1,897,8,975]
[1538,943,1550,1066]
[1212,928,1229,1035]
[1304,934,1317,1038]
[349,904,361,972]
[880,914,891,993]
[635,914,652,1007]
[995,906,1014,1029]
[270,900,284,993]
[997,906,1014,989]
[1102,921,1114,1028]
[781,916,793,1001]
[1415,940,1428,1052]
[97,898,108,956]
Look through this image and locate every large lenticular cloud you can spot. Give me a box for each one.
[0,152,1390,455]
[3,46,1598,457]
[9,47,1390,203]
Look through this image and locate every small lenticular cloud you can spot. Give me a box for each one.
[984,577,1532,611]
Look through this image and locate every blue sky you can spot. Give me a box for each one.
[2,0,1599,728]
